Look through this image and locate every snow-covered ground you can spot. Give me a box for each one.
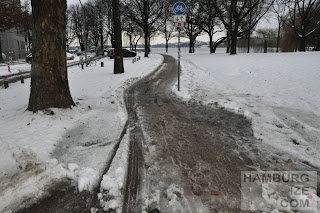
[154,47,320,168]
[0,53,163,212]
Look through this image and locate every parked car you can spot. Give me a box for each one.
[96,49,105,56]
[26,53,74,64]
[67,53,75,60]
[107,48,136,59]
[1,53,6,61]
[76,51,85,56]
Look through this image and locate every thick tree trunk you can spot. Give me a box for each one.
[209,34,213,54]
[230,31,237,55]
[247,32,251,53]
[129,34,133,51]
[315,34,320,51]
[99,23,104,49]
[299,36,306,52]
[276,22,281,53]
[100,34,104,49]
[144,31,149,57]
[112,0,124,74]
[110,33,115,48]
[192,41,195,53]
[28,0,74,112]
[226,38,230,53]
[147,36,151,54]
[80,42,85,51]
[166,39,169,53]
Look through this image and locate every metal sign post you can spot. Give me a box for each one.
[173,2,186,92]
[178,28,181,91]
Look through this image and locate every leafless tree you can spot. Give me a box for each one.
[198,0,222,53]
[272,0,286,52]
[274,0,320,51]
[123,0,163,57]
[66,8,76,52]
[185,0,203,53]
[214,0,274,55]
[160,0,176,53]
[69,4,86,51]
[123,19,143,51]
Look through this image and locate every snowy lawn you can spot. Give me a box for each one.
[155,48,320,168]
[0,53,163,212]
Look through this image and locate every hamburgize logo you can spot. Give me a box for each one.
[173,2,186,15]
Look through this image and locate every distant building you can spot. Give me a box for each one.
[0,28,26,61]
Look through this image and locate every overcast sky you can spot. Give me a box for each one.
[67,0,88,5]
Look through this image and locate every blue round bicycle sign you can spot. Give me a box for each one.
[173,2,186,15]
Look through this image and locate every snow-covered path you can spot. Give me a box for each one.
[121,54,318,212]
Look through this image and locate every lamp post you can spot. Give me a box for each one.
[79,0,88,66]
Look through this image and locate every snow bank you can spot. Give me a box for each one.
[98,132,130,213]
[0,142,66,212]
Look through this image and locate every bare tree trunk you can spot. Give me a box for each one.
[144,31,149,57]
[0,37,3,63]
[100,33,104,49]
[276,22,281,53]
[226,38,230,53]
[166,39,169,53]
[110,33,115,48]
[28,0,74,112]
[316,34,320,51]
[129,34,133,50]
[247,33,251,53]
[209,34,213,54]
[299,35,306,51]
[113,0,124,74]
[192,41,195,53]
[189,37,193,53]
[230,30,238,55]
[147,36,151,54]
[264,40,267,53]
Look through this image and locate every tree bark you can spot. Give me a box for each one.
[226,39,230,53]
[299,35,306,52]
[315,34,320,51]
[144,30,149,57]
[28,0,74,112]
[80,43,85,51]
[276,22,281,53]
[209,34,213,54]
[230,30,238,55]
[112,0,124,74]
[0,36,3,63]
[189,37,193,53]
[166,39,169,53]
[247,32,251,53]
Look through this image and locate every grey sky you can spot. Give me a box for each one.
[67,0,88,5]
